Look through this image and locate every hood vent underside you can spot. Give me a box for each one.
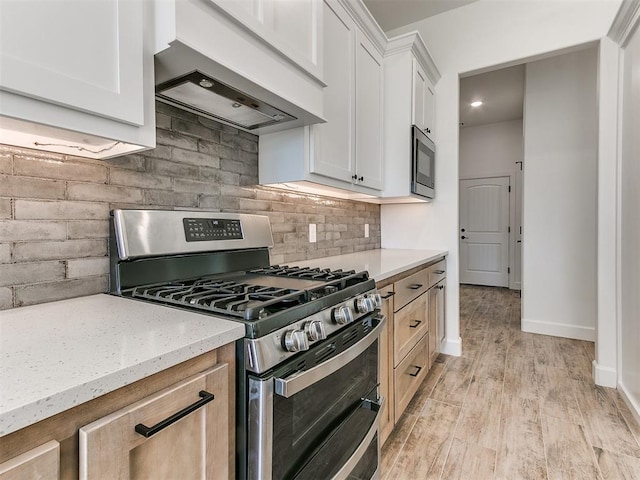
[155,71,297,130]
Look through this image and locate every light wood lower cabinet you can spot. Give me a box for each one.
[79,365,228,480]
[428,279,445,367]
[393,292,427,366]
[376,256,447,446]
[0,440,60,480]
[0,345,235,480]
[378,284,395,446]
[393,335,429,419]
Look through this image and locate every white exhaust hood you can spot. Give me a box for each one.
[154,0,325,135]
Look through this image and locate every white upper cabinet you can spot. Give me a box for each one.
[310,0,356,184]
[354,29,384,190]
[412,60,435,139]
[212,0,322,81]
[259,0,385,197]
[155,0,325,134]
[0,0,156,159]
[381,32,440,201]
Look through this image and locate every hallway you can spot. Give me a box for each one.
[381,285,640,479]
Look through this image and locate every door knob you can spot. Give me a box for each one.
[461,228,465,232]
[461,236,466,239]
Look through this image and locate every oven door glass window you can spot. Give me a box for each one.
[271,339,378,479]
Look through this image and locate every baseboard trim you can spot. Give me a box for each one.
[592,360,617,387]
[617,380,640,426]
[521,318,596,341]
[441,336,462,356]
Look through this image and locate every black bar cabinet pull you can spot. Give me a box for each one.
[408,283,423,290]
[409,366,423,377]
[380,291,395,299]
[434,270,445,275]
[135,390,214,438]
[409,320,422,328]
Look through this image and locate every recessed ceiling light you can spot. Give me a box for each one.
[470,101,483,107]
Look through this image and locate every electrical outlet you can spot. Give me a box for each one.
[309,223,317,243]
[364,224,369,238]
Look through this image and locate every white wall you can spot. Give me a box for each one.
[381,0,621,362]
[459,120,523,176]
[618,10,640,421]
[459,120,523,289]
[521,47,598,341]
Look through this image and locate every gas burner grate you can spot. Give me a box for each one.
[249,265,356,281]
[124,279,309,321]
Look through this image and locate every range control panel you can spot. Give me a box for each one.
[183,218,243,241]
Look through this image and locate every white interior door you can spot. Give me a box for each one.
[460,177,510,287]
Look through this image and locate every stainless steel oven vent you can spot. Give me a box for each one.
[156,71,296,130]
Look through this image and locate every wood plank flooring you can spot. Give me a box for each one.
[381,285,640,480]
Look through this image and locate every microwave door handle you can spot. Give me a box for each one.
[273,315,387,398]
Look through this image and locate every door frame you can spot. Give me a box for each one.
[459,172,520,290]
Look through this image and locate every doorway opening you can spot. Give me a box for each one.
[458,65,524,291]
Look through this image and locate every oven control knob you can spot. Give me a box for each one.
[283,329,309,353]
[368,293,383,308]
[355,296,375,314]
[332,305,354,325]
[304,320,326,341]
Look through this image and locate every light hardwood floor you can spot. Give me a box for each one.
[381,285,640,480]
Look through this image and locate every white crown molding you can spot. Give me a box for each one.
[385,31,441,84]
[608,0,640,47]
[338,0,387,55]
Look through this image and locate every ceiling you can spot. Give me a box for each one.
[362,0,524,128]
[362,0,479,32]
[459,65,525,128]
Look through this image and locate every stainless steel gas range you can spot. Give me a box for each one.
[109,209,385,480]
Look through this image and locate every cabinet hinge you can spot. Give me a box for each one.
[508,185,511,193]
[508,267,511,274]
[508,226,511,233]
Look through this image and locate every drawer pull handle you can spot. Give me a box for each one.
[408,366,423,377]
[135,390,214,438]
[408,283,423,290]
[409,320,422,328]
[380,292,395,299]
[434,270,445,275]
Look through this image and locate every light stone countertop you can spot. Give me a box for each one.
[289,248,448,283]
[0,248,446,437]
[0,294,245,436]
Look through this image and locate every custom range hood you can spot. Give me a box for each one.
[154,0,325,135]
[156,70,296,131]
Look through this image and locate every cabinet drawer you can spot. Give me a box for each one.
[429,259,446,288]
[80,364,229,480]
[394,334,428,422]
[394,269,429,311]
[393,293,427,367]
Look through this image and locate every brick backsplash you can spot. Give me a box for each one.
[0,102,381,309]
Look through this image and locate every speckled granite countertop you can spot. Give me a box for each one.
[290,248,448,283]
[0,294,244,436]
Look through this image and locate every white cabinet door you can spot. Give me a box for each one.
[423,80,435,139]
[355,30,384,190]
[311,0,355,183]
[0,0,143,126]
[211,0,322,79]
[412,59,435,140]
[412,59,427,131]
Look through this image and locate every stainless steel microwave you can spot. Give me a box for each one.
[411,125,435,199]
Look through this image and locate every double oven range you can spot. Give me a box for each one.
[110,209,385,480]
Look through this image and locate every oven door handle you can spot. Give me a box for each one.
[331,397,384,480]
[274,314,387,398]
